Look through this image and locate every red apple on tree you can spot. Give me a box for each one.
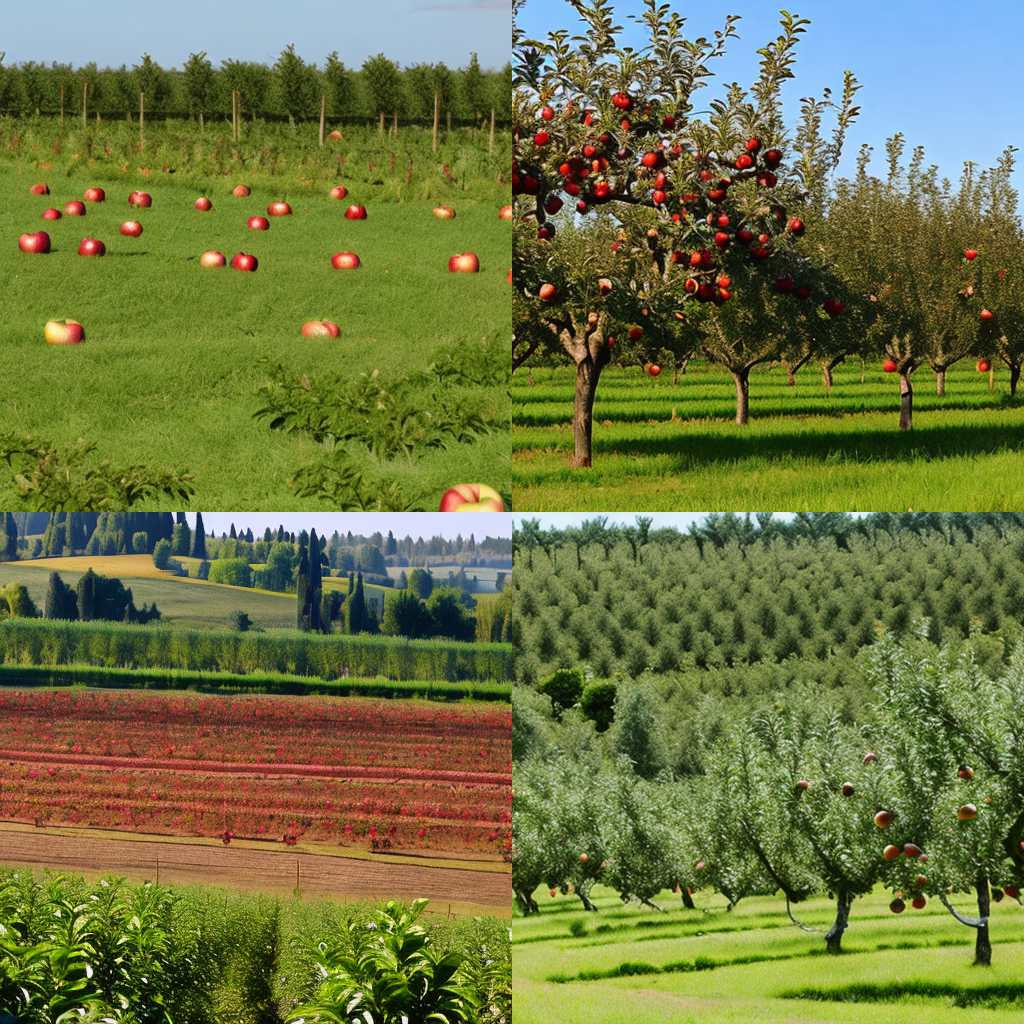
[438,484,506,512]
[194,196,213,211]
[77,237,106,256]
[883,844,901,861]
[120,221,143,237]
[231,252,258,272]
[44,319,85,345]
[874,810,895,829]
[911,895,927,910]
[84,187,105,203]
[889,897,906,914]
[199,250,227,268]
[42,208,61,221]
[957,803,978,821]
[883,359,898,373]
[448,252,480,273]
[331,251,361,269]
[964,248,978,261]
[248,215,270,231]
[976,360,990,374]
[344,204,367,220]
[64,201,86,216]
[18,231,51,254]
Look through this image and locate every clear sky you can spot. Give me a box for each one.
[3,0,509,70]
[517,0,1024,193]
[188,513,510,539]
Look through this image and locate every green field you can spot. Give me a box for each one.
[2,151,510,509]
[513,361,1024,510]
[514,886,1024,1023]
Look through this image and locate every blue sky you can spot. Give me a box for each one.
[3,0,509,70]
[517,0,1024,192]
[188,513,510,539]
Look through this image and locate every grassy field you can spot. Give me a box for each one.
[513,361,1024,510]
[2,158,510,508]
[0,556,295,629]
[514,885,1024,1023]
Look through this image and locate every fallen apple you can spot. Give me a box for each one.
[232,184,251,198]
[84,187,105,203]
[30,183,50,196]
[301,321,337,338]
[120,221,143,237]
[964,248,978,261]
[77,237,106,256]
[448,252,480,273]
[268,200,292,216]
[329,185,348,200]
[194,196,213,211]
[438,484,505,512]
[129,191,152,208]
[199,250,227,268]
[248,215,270,231]
[44,319,85,345]
[64,201,86,216]
[231,252,258,272]
[331,251,361,270]
[538,282,558,302]
[42,208,62,221]
[646,364,662,378]
[498,204,513,221]
[328,129,344,141]
[344,204,367,220]
[18,231,51,254]
[433,205,456,219]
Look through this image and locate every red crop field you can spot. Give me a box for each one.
[0,690,510,856]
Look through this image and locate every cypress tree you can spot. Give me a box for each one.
[191,513,207,559]
[1,513,17,561]
[296,542,310,630]
[229,523,237,539]
[44,572,77,619]
[308,529,322,632]
[160,512,175,542]
[347,572,367,634]
[172,520,191,556]
[77,569,97,621]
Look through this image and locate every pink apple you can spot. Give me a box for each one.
[328,129,343,141]
[78,237,106,256]
[498,204,513,220]
[128,191,152,207]
[199,250,227,268]
[120,221,143,237]
[268,200,292,216]
[231,251,258,272]
[30,183,50,196]
[433,205,456,219]
[248,215,270,231]
[344,204,367,220]
[84,187,105,203]
[448,252,480,273]
[42,208,62,221]
[64,201,86,216]
[331,251,361,270]
[439,484,505,512]
[44,319,85,345]
[232,184,251,198]
[321,319,340,337]
[194,196,213,211]
[301,320,340,338]
[330,185,348,200]
[19,231,51,254]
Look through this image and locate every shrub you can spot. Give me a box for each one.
[581,680,618,732]
[153,538,172,570]
[208,558,253,588]
[539,667,585,716]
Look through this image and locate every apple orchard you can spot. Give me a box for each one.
[511,0,1023,469]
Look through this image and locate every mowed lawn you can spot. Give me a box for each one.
[1,167,510,508]
[0,557,295,629]
[513,361,1024,510]
[514,886,1024,1023]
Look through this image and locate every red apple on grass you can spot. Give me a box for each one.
[268,200,292,216]
[498,204,513,221]
[438,484,505,512]
[19,231,51,254]
[120,221,143,237]
[980,308,995,321]
[44,319,85,345]
[78,237,106,256]
[433,205,456,219]
[128,191,152,207]
[448,252,480,273]
[231,252,258,272]
[199,250,227,268]
[646,363,662,377]
[964,248,978,261]
[330,185,348,200]
[301,320,340,338]
[30,183,50,196]
[232,184,251,198]
[64,201,86,216]
[194,196,213,211]
[42,208,61,221]
[84,187,105,203]
[331,251,361,270]
[248,215,270,231]
[344,204,367,220]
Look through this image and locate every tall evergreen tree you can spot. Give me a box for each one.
[77,569,97,621]
[44,572,78,619]
[1,513,17,562]
[347,572,368,634]
[171,520,191,557]
[308,529,323,632]
[191,512,207,559]
[296,542,310,630]
[229,523,237,540]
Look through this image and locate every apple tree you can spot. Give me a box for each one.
[513,0,853,460]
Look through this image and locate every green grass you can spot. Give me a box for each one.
[0,558,297,629]
[1,162,510,508]
[513,885,1024,1023]
[513,361,1024,510]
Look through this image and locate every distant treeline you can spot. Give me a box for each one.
[0,48,510,124]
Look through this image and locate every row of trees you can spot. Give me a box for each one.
[0,49,510,123]
[514,635,1024,966]
[41,569,161,624]
[512,0,1024,465]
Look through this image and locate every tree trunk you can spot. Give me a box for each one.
[822,363,833,390]
[732,369,750,426]
[935,367,946,396]
[681,888,696,910]
[899,372,913,431]
[515,887,539,915]
[572,357,604,467]
[786,369,796,387]
[825,891,853,955]
[318,94,326,147]
[489,108,496,153]
[199,110,204,130]
[1011,363,1021,397]
[578,889,598,912]
[432,92,440,152]
[975,878,992,966]
[989,367,995,392]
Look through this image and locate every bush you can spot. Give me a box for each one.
[581,680,618,732]
[231,610,253,632]
[208,558,253,587]
[538,667,585,716]
[153,538,172,570]
[131,530,149,553]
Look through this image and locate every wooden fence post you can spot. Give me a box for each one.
[319,94,326,147]
[392,110,398,135]
[432,92,439,152]
[378,111,385,136]
[446,109,451,134]
[489,108,495,154]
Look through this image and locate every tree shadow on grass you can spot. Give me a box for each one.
[592,421,1024,470]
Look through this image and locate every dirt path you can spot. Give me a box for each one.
[0,828,511,917]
